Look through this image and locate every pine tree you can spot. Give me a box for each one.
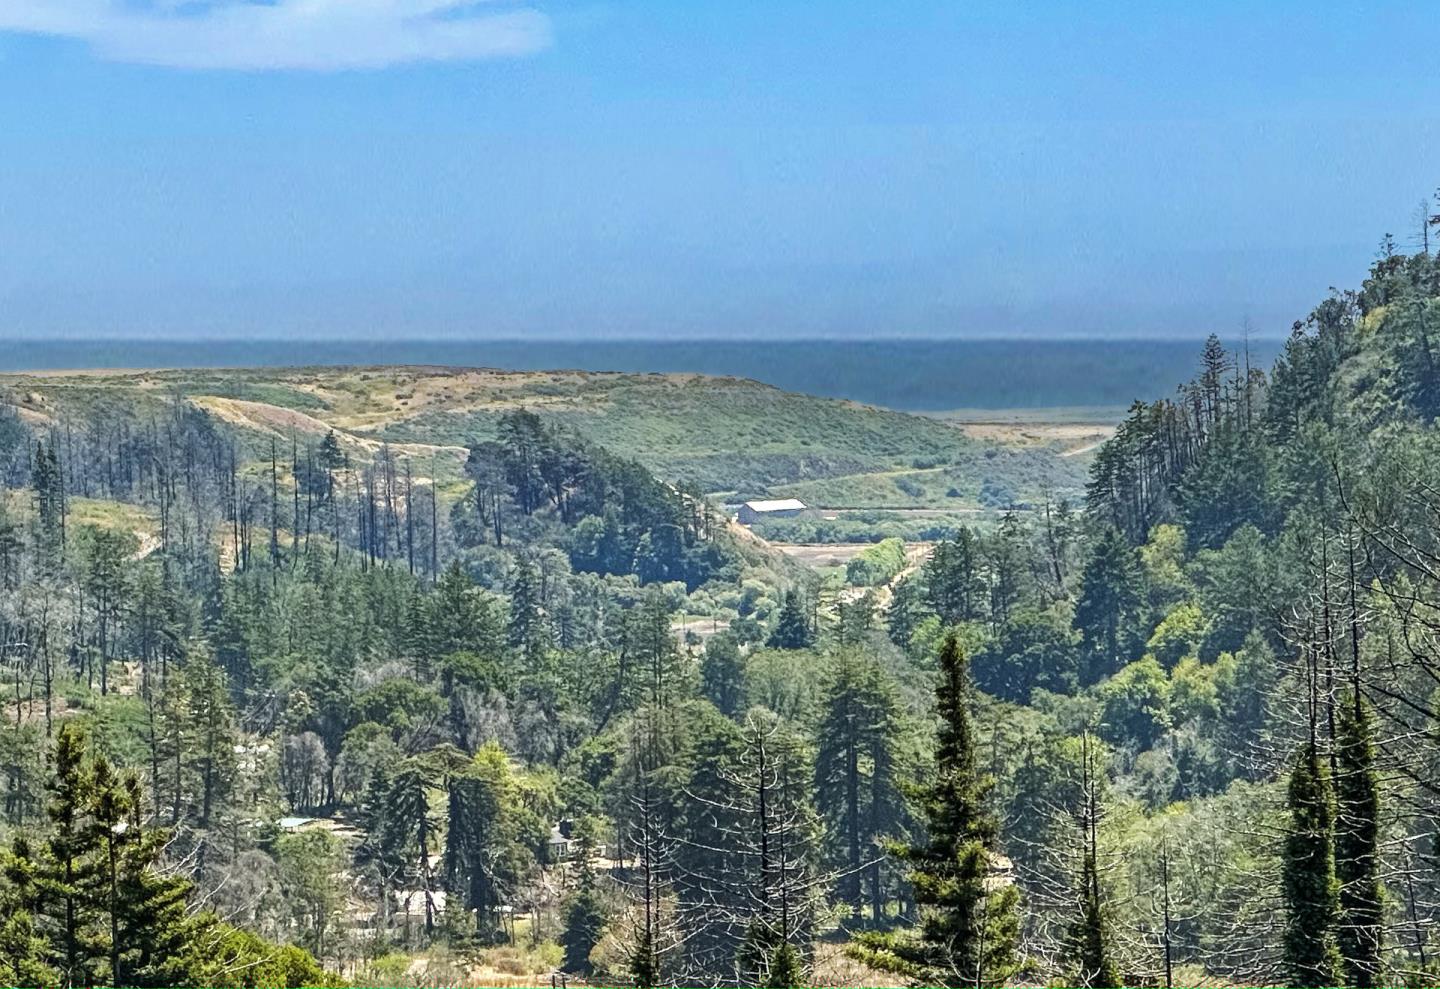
[384,760,439,935]
[630,925,660,989]
[852,632,1020,987]
[765,941,804,988]
[0,841,59,987]
[701,632,747,717]
[814,651,903,925]
[1335,692,1382,987]
[767,590,813,650]
[32,438,65,556]
[92,761,197,987]
[1282,741,1342,988]
[5,725,212,987]
[1069,733,1119,988]
[561,818,609,975]
[179,652,238,836]
[886,576,924,652]
[924,529,984,625]
[1074,526,1143,683]
[507,557,549,669]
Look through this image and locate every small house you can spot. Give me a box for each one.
[549,821,576,861]
[737,499,807,525]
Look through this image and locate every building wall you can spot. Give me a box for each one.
[738,505,806,524]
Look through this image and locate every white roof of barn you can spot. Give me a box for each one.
[742,499,807,512]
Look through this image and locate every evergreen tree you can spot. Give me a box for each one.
[445,744,526,943]
[852,633,1020,987]
[1282,741,1342,988]
[1335,693,1382,988]
[767,590,813,650]
[886,576,925,652]
[630,925,660,989]
[765,941,804,988]
[924,529,984,625]
[179,651,239,836]
[701,632,746,717]
[1074,866,1119,989]
[507,557,549,669]
[383,760,439,935]
[1073,526,1143,683]
[0,878,56,989]
[32,438,65,556]
[560,818,608,975]
[0,724,233,988]
[814,651,903,925]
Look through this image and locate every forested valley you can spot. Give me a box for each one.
[5,212,1440,988]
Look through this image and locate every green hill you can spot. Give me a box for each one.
[0,364,1088,507]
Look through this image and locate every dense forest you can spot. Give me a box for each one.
[4,202,1440,988]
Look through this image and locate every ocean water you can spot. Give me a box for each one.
[0,338,1283,412]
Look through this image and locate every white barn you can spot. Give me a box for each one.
[737,499,808,525]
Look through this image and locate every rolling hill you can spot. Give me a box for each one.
[0,364,1091,512]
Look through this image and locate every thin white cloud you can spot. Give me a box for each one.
[0,0,552,70]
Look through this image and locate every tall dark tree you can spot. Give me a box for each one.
[924,529,985,625]
[701,632,747,717]
[767,590,813,650]
[1334,693,1382,988]
[886,576,925,652]
[1073,526,1143,683]
[814,651,904,926]
[383,760,439,935]
[1282,741,1342,988]
[853,633,1020,987]
[1068,734,1119,989]
[561,818,608,975]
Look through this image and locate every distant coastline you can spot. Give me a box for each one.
[0,337,1284,412]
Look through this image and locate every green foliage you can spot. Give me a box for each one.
[1177,420,1276,550]
[1168,655,1219,725]
[191,922,335,988]
[971,607,1079,703]
[353,677,446,739]
[1145,601,1207,669]
[853,633,1019,987]
[700,632,747,717]
[844,537,907,587]
[1071,853,1120,988]
[445,744,536,942]
[1190,525,1279,659]
[0,725,332,989]
[766,590,814,650]
[1334,694,1382,988]
[1139,523,1191,612]
[813,651,905,924]
[886,575,926,653]
[1074,527,1143,682]
[765,941,804,987]
[1096,655,1169,752]
[1282,742,1342,988]
[275,829,347,960]
[923,528,985,624]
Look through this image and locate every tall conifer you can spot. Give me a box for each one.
[852,632,1020,987]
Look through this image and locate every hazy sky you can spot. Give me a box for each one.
[1,1,1437,340]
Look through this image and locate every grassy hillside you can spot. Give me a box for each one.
[1,365,1088,507]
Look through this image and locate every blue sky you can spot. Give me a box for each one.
[1,1,1436,340]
